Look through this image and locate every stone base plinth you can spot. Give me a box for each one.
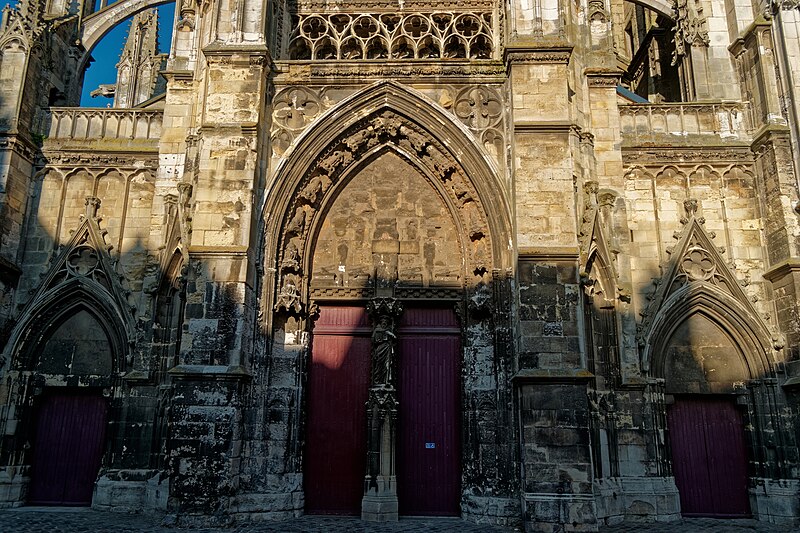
[361,476,398,522]
[0,466,27,507]
[92,470,168,513]
[751,478,800,525]
[593,476,680,525]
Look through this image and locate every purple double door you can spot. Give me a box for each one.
[304,305,461,516]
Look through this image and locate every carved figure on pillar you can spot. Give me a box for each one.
[362,297,403,521]
[371,315,397,387]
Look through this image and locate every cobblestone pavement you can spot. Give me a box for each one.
[600,517,794,532]
[0,508,797,532]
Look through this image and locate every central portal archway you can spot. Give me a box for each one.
[304,150,465,516]
[260,81,515,522]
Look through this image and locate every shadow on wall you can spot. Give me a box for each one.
[613,186,794,518]
[0,168,188,511]
[0,158,519,523]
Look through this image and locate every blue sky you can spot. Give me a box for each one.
[1,1,175,106]
[82,2,176,106]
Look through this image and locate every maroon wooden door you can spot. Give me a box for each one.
[667,396,750,517]
[28,391,108,506]
[397,307,461,516]
[304,306,371,515]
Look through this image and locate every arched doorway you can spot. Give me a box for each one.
[260,82,515,522]
[661,312,751,517]
[303,151,465,516]
[27,309,114,506]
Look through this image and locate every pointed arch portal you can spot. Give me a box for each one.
[26,309,112,506]
[653,303,758,518]
[262,81,512,518]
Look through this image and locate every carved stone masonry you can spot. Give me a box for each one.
[362,297,403,522]
[367,298,402,387]
[672,0,709,65]
[288,12,495,61]
[274,110,492,314]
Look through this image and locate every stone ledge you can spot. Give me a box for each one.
[762,258,800,282]
[168,364,251,381]
[513,121,577,133]
[504,44,573,64]
[187,245,249,257]
[513,369,594,382]
[519,247,580,261]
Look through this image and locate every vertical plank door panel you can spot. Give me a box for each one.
[397,307,461,516]
[667,396,750,517]
[29,392,108,506]
[304,306,371,515]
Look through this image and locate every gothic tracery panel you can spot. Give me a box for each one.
[288,11,496,60]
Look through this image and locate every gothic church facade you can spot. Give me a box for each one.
[0,0,800,529]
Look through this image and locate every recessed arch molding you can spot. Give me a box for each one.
[260,80,514,316]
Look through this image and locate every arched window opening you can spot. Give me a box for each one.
[153,253,186,376]
[620,2,683,103]
[81,3,175,107]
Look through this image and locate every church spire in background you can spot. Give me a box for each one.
[91,9,167,108]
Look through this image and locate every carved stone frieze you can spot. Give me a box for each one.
[395,287,461,300]
[587,76,620,88]
[310,286,373,299]
[504,48,572,64]
[274,110,492,313]
[40,151,159,169]
[622,147,754,164]
[295,63,506,79]
[294,0,495,10]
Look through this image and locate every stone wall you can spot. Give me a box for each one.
[0,0,798,529]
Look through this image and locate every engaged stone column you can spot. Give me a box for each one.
[361,297,403,522]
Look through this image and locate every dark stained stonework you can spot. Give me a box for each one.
[1,0,800,530]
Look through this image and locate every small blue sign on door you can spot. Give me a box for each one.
[425,442,435,449]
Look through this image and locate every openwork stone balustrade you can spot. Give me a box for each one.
[46,108,163,142]
[619,102,752,141]
[288,11,497,60]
